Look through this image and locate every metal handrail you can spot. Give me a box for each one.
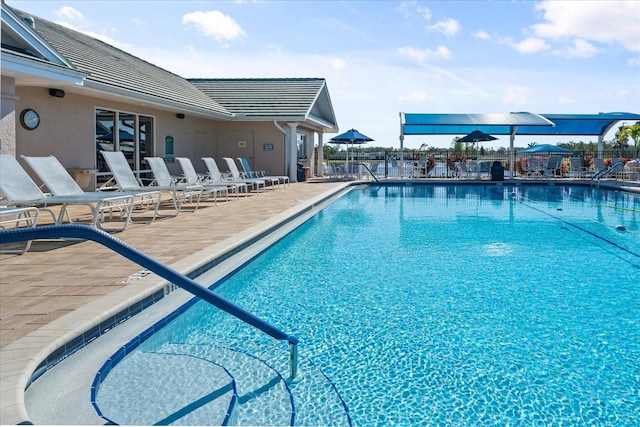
[0,224,299,378]
[356,162,379,182]
[591,162,624,187]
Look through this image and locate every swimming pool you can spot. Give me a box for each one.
[94,184,639,425]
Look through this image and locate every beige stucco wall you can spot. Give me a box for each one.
[214,121,286,176]
[5,84,309,190]
[0,75,18,156]
[8,86,223,190]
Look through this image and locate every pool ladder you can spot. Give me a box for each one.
[590,162,624,187]
[0,224,299,378]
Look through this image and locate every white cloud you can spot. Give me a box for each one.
[502,85,532,106]
[628,57,640,67]
[533,0,640,52]
[396,1,432,20]
[182,10,246,44]
[472,30,490,40]
[427,18,459,36]
[565,39,598,58]
[512,37,550,54]
[54,6,84,21]
[397,46,451,61]
[416,6,433,21]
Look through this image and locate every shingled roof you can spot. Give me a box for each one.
[7,7,232,118]
[189,78,338,131]
[4,5,338,130]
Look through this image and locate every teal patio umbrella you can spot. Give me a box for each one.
[519,144,573,154]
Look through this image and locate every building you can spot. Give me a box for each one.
[1,2,338,188]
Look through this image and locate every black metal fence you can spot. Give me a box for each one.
[327,148,640,178]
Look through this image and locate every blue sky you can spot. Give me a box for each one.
[9,0,640,149]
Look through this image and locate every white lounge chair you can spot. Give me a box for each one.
[175,157,229,204]
[145,156,205,213]
[223,157,266,192]
[0,154,132,232]
[455,162,470,178]
[100,151,201,216]
[22,155,161,227]
[0,207,40,254]
[520,158,537,178]
[201,157,249,197]
[237,157,289,187]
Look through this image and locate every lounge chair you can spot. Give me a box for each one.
[328,163,345,180]
[544,156,564,178]
[0,154,133,232]
[568,157,591,178]
[237,157,289,187]
[22,155,161,226]
[455,162,470,178]
[201,157,249,197]
[223,157,267,192]
[145,156,205,212]
[100,151,201,216]
[0,206,40,254]
[175,157,229,204]
[593,158,606,174]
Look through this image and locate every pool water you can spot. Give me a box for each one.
[96,185,640,426]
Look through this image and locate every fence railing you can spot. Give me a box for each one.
[328,149,640,179]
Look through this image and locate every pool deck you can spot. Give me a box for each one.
[1,176,638,424]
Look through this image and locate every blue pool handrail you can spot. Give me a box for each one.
[0,224,299,377]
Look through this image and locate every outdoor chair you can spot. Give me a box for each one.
[568,157,591,178]
[0,154,133,232]
[100,150,201,216]
[455,162,471,178]
[593,158,606,174]
[175,157,229,204]
[223,157,267,192]
[22,154,162,227]
[367,162,380,179]
[479,161,492,178]
[519,158,533,178]
[145,157,205,212]
[528,157,544,178]
[413,157,428,178]
[328,163,345,180]
[0,206,40,254]
[201,157,250,197]
[544,156,564,178]
[238,157,289,187]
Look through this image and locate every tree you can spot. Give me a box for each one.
[620,121,640,148]
[613,125,630,156]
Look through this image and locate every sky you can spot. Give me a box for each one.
[8,0,640,150]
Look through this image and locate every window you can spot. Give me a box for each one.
[95,109,154,184]
[297,133,306,159]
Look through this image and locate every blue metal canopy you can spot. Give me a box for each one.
[401,112,640,137]
[399,111,640,178]
[401,112,554,136]
[521,113,640,136]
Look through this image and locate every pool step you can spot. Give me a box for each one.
[94,351,236,425]
[94,341,351,426]
[162,343,295,426]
